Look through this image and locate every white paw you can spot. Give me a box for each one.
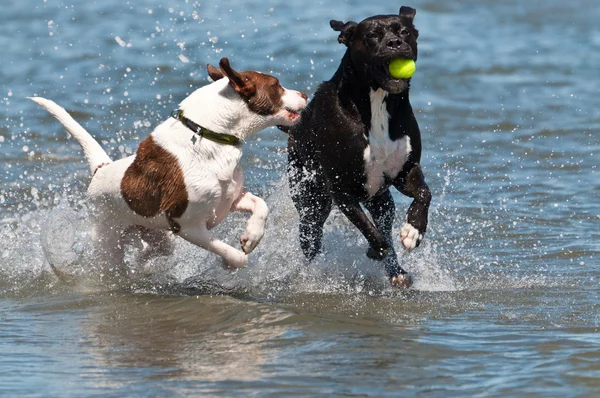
[224,250,248,271]
[240,221,265,254]
[400,222,423,252]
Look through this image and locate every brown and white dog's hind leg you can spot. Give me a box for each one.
[92,221,128,277]
[139,228,175,258]
[122,227,175,270]
[230,191,269,254]
[178,226,248,270]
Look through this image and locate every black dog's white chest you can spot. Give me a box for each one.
[363,89,411,197]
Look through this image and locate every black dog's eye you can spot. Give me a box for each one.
[366,32,378,40]
[400,28,410,36]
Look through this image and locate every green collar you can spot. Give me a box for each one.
[171,109,242,146]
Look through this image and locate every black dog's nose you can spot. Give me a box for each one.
[387,38,403,49]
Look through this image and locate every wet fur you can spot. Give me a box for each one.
[32,58,307,274]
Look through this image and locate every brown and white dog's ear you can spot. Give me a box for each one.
[330,20,357,46]
[400,6,416,21]
[207,64,224,81]
[218,57,255,96]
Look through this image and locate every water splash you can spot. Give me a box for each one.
[0,168,553,298]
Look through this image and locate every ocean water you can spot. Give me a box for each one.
[1,0,599,396]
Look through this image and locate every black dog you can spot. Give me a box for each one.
[287,6,431,287]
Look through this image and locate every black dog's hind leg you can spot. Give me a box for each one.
[332,192,390,261]
[364,190,408,279]
[288,156,332,261]
[297,186,332,260]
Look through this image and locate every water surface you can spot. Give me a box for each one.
[1,0,599,396]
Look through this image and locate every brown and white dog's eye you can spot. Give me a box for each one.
[273,80,284,94]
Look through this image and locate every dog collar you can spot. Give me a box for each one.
[171,109,242,146]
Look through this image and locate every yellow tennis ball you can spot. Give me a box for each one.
[388,58,416,79]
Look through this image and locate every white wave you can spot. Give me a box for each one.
[1,173,532,297]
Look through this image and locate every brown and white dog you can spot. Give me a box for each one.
[31,58,307,273]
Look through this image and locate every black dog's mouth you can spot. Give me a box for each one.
[370,59,413,94]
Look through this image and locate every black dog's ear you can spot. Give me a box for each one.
[399,6,416,21]
[207,64,224,81]
[330,20,358,46]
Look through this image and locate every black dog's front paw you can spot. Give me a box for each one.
[390,273,412,288]
[400,222,423,252]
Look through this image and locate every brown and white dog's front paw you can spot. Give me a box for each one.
[223,250,248,271]
[400,222,423,252]
[240,221,265,254]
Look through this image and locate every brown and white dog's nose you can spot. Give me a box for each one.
[289,90,308,109]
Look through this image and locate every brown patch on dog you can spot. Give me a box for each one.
[207,63,224,81]
[238,71,285,116]
[216,57,284,116]
[121,136,188,230]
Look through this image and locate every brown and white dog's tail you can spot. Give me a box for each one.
[29,96,112,175]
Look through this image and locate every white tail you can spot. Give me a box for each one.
[29,97,112,175]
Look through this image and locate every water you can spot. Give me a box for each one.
[1,0,599,396]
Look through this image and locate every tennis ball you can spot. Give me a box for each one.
[388,58,416,79]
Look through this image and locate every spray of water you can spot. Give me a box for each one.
[0,165,550,298]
